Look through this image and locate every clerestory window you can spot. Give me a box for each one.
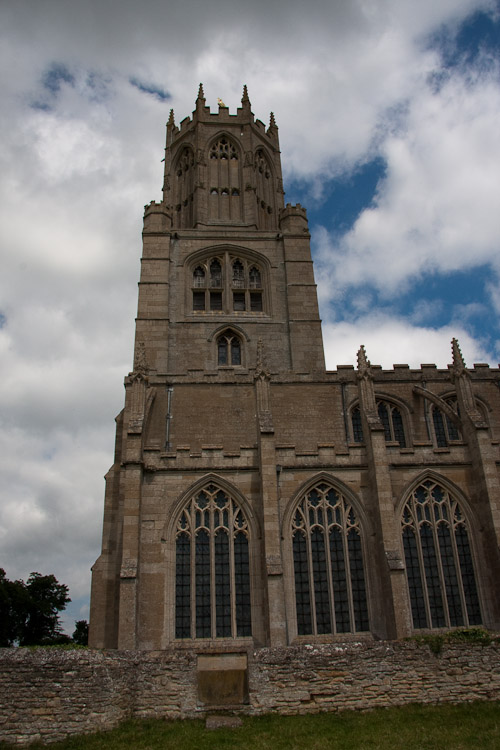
[431,398,461,447]
[175,484,252,639]
[351,400,407,447]
[291,483,369,636]
[402,479,481,629]
[191,254,264,314]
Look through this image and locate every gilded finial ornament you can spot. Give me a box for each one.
[217,97,226,107]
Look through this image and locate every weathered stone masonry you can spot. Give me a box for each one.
[1,642,500,745]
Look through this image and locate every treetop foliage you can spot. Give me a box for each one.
[0,568,71,647]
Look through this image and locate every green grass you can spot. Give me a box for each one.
[3,702,500,750]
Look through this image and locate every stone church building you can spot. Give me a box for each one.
[89,86,500,651]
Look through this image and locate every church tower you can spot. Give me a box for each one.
[89,86,325,649]
[90,86,500,652]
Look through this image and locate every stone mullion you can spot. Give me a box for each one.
[431,511,451,629]
[322,499,336,635]
[304,513,318,636]
[190,501,196,640]
[451,518,470,627]
[343,512,356,634]
[209,502,216,639]
[229,504,237,639]
[414,517,432,629]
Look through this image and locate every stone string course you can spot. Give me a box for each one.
[1,641,500,745]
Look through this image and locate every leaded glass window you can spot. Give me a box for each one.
[291,484,369,636]
[217,330,241,366]
[352,400,407,447]
[190,253,265,314]
[402,479,481,629]
[175,484,251,639]
[431,399,461,447]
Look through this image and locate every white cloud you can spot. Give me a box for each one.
[315,61,500,296]
[323,315,490,370]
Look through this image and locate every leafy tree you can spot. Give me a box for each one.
[72,619,89,646]
[0,569,71,646]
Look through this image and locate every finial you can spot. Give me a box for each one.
[357,345,370,372]
[217,97,226,108]
[241,84,249,103]
[452,338,466,374]
[269,111,277,129]
[197,83,205,101]
[167,108,175,126]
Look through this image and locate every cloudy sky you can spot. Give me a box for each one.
[1,0,499,631]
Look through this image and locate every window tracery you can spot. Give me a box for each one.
[217,330,241,366]
[401,479,481,629]
[351,400,407,447]
[173,146,195,229]
[208,137,241,222]
[191,253,264,314]
[175,484,251,640]
[255,148,274,228]
[291,483,369,636]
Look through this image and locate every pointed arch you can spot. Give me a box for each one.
[398,471,482,630]
[185,246,269,317]
[284,473,370,638]
[164,475,257,641]
[254,146,276,228]
[208,134,243,222]
[172,144,195,228]
[348,396,411,447]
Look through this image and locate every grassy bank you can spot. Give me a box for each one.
[2,701,499,749]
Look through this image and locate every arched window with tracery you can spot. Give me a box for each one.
[191,252,265,314]
[431,398,461,447]
[208,137,242,222]
[217,330,241,366]
[173,146,195,228]
[291,483,369,636]
[175,483,251,639]
[401,479,481,629]
[351,400,407,447]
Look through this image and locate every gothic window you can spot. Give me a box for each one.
[255,149,275,229]
[431,398,461,447]
[378,400,406,447]
[217,331,241,366]
[351,400,407,447]
[173,146,195,229]
[351,406,364,443]
[210,259,222,288]
[175,484,251,639]
[191,253,265,314]
[291,483,369,636]
[401,479,481,629]
[193,266,205,288]
[208,137,242,222]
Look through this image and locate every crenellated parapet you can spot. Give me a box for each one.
[279,203,308,233]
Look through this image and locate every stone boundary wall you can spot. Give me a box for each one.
[1,641,500,745]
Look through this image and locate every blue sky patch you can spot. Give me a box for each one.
[428,7,500,70]
[129,77,171,102]
[288,157,386,236]
[31,62,76,111]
